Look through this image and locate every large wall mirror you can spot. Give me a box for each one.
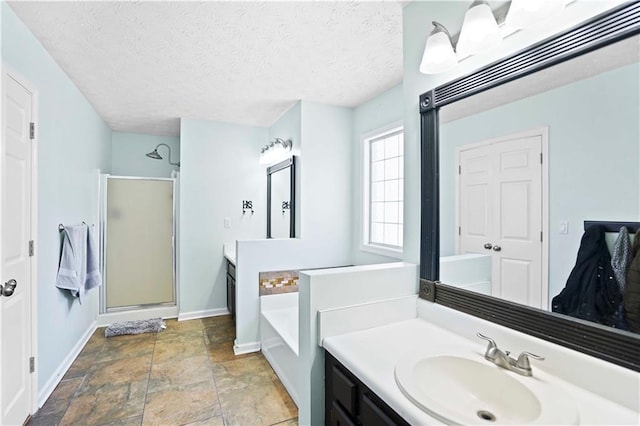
[420,3,640,371]
[267,156,296,238]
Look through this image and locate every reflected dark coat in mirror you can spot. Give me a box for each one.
[624,230,640,332]
[551,226,622,328]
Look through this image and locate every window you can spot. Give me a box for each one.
[362,124,403,257]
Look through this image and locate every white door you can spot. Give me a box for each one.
[458,134,543,308]
[1,73,34,424]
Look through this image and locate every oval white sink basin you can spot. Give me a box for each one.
[395,354,578,425]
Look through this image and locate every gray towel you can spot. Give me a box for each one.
[611,226,632,293]
[56,224,102,303]
[56,224,87,302]
[85,225,102,292]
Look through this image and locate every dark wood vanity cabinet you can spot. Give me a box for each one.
[226,260,236,320]
[325,352,409,426]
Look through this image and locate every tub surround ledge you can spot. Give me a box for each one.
[323,302,640,425]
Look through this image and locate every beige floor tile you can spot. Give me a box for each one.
[158,319,203,340]
[157,327,204,342]
[203,325,236,346]
[200,315,234,329]
[183,415,225,426]
[81,329,108,355]
[148,355,213,393]
[38,315,298,426]
[271,418,298,426]
[63,352,96,380]
[211,354,276,392]
[60,381,147,426]
[152,335,207,364]
[36,377,83,417]
[142,380,221,426]
[28,411,66,426]
[98,415,143,426]
[218,376,297,426]
[207,341,251,364]
[95,334,156,363]
[75,356,151,396]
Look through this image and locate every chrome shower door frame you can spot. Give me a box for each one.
[99,175,177,314]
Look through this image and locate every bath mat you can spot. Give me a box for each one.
[104,317,166,337]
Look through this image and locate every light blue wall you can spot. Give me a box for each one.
[111,132,179,178]
[300,101,353,265]
[179,119,268,314]
[440,63,640,301]
[2,3,112,396]
[351,84,404,265]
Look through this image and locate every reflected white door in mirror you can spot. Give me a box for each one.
[455,128,547,309]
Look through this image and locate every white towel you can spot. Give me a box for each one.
[55,223,102,303]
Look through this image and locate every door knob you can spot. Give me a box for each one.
[492,245,502,252]
[1,279,17,297]
[483,243,493,250]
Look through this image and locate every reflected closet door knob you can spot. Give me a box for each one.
[484,243,493,250]
[1,279,17,297]
[492,245,502,252]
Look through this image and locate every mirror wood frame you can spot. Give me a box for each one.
[419,2,640,371]
[267,156,296,238]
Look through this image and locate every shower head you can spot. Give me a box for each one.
[145,143,180,167]
[145,149,163,160]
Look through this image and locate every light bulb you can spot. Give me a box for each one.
[457,0,502,57]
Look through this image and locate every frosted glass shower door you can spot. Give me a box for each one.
[106,177,175,309]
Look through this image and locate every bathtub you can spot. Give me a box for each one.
[260,292,300,406]
[440,253,491,295]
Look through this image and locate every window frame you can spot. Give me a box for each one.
[360,121,404,259]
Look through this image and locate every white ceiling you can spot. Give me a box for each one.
[8,1,403,136]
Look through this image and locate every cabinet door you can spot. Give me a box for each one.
[330,401,356,426]
[226,273,234,318]
[361,393,397,426]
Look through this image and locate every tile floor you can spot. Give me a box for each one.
[28,315,298,426]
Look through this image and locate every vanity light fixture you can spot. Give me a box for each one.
[456,0,503,57]
[145,143,180,167]
[420,0,570,75]
[505,0,566,30]
[420,22,458,74]
[259,138,292,165]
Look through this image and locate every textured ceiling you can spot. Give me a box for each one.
[8,1,403,136]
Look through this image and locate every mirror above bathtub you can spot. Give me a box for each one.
[267,156,296,238]
[420,3,640,371]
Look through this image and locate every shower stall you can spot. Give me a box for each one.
[99,175,177,320]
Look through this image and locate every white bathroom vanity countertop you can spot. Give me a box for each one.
[223,244,236,265]
[323,318,639,425]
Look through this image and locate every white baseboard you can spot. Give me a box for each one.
[234,339,261,355]
[177,307,230,321]
[97,306,178,327]
[38,321,97,408]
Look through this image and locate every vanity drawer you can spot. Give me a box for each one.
[332,365,358,417]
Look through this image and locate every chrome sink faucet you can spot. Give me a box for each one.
[477,333,544,377]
